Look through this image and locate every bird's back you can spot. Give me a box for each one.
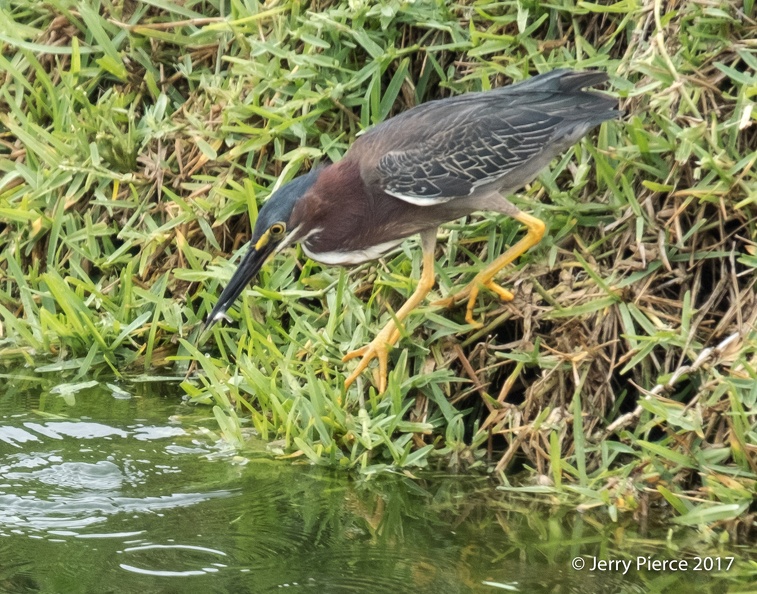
[350,69,619,205]
[366,69,617,135]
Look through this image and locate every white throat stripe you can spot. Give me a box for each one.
[301,238,404,265]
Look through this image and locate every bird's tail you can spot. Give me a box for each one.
[509,69,621,125]
[507,69,617,105]
[506,69,607,93]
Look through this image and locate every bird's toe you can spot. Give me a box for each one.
[343,339,391,392]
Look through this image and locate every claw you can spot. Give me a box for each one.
[436,278,515,327]
[343,337,390,392]
[464,284,484,328]
[483,280,514,302]
[430,294,463,309]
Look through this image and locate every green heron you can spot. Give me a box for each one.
[206,69,618,392]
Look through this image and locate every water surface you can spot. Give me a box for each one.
[0,370,752,593]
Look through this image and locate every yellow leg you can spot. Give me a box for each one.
[434,211,545,327]
[343,230,437,393]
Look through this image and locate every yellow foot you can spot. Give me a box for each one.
[342,228,438,392]
[433,280,514,327]
[342,335,392,393]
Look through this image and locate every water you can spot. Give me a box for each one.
[0,371,752,593]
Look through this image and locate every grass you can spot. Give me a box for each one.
[0,0,755,536]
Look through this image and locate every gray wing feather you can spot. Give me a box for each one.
[368,69,618,205]
[378,111,562,204]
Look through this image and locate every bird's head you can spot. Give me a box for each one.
[205,169,320,329]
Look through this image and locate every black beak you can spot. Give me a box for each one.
[204,242,276,331]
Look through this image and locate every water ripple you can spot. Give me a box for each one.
[0,490,233,535]
[119,543,228,577]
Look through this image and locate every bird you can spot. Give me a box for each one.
[204,69,619,393]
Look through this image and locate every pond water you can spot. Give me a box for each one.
[0,371,753,593]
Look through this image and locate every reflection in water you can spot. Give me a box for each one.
[120,543,228,577]
[0,420,186,447]
[0,372,752,593]
[6,460,125,489]
[0,490,232,533]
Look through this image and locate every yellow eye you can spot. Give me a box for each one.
[270,223,286,237]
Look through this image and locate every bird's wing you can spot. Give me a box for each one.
[374,107,563,205]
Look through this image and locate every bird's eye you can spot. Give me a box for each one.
[270,223,286,237]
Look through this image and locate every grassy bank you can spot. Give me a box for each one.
[0,0,755,533]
